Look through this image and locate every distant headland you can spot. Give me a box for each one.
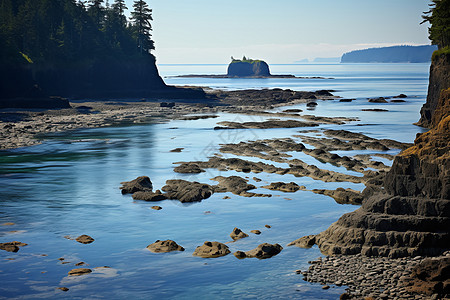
[175,57,330,79]
[340,45,437,63]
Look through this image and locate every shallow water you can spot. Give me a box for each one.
[0,63,430,299]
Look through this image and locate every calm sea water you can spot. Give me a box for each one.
[0,63,430,299]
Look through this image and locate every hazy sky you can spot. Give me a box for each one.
[124,0,431,64]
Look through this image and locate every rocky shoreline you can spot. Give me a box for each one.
[299,251,450,299]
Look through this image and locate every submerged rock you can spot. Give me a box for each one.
[146,240,185,253]
[68,268,92,276]
[230,227,249,241]
[132,190,167,202]
[75,235,95,244]
[288,235,316,248]
[173,163,205,174]
[262,182,302,192]
[236,243,283,259]
[0,241,27,252]
[192,241,231,258]
[250,230,261,235]
[120,176,153,194]
[368,97,388,103]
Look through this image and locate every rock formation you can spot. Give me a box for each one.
[418,54,450,128]
[234,243,283,259]
[146,240,185,253]
[230,227,249,241]
[227,59,271,77]
[192,241,231,258]
[293,54,450,258]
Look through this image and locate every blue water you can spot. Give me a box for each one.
[0,63,430,299]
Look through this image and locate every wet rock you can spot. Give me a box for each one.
[173,163,205,174]
[283,109,303,113]
[339,99,354,102]
[162,180,214,203]
[230,227,249,241]
[362,108,389,112]
[132,190,167,202]
[240,243,283,259]
[253,177,262,182]
[68,268,92,276]
[151,206,162,210]
[180,115,218,120]
[407,257,450,296]
[170,147,184,152]
[0,241,27,252]
[234,251,247,259]
[192,241,231,258]
[120,176,153,194]
[288,235,316,248]
[394,94,407,98]
[57,287,69,292]
[222,196,231,199]
[262,182,302,192]
[250,230,261,235]
[312,188,363,205]
[146,240,185,253]
[214,119,318,130]
[212,175,268,197]
[306,102,318,107]
[265,225,271,228]
[1,222,15,226]
[75,262,86,266]
[75,235,95,244]
[368,97,388,103]
[391,99,406,103]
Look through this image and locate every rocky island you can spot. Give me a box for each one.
[175,57,329,79]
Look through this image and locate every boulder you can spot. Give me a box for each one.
[262,182,301,192]
[132,190,167,202]
[288,235,316,248]
[227,59,271,77]
[236,243,283,259]
[75,235,95,244]
[174,163,205,174]
[162,180,214,202]
[368,97,388,103]
[406,256,450,296]
[230,227,249,241]
[68,268,92,276]
[192,241,230,258]
[0,241,27,252]
[120,176,153,194]
[146,240,184,253]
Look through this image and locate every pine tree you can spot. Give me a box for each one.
[88,0,104,28]
[421,0,450,48]
[131,0,154,54]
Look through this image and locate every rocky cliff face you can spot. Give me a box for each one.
[305,54,450,258]
[227,60,271,77]
[417,54,450,128]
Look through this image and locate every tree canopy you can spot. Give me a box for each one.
[422,0,450,48]
[0,0,156,66]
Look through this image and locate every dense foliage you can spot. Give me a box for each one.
[422,0,450,48]
[0,0,155,66]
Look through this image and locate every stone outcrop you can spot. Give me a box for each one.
[75,235,95,244]
[230,227,249,241]
[120,176,153,195]
[161,180,214,203]
[192,241,231,258]
[418,53,450,128]
[146,240,185,253]
[0,241,27,252]
[407,255,450,296]
[234,243,283,259]
[227,59,270,77]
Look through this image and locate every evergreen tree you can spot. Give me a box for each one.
[88,0,104,28]
[422,0,450,48]
[131,0,154,54]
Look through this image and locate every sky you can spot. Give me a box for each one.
[124,0,432,64]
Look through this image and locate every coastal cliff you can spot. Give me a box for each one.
[227,59,271,77]
[418,54,450,127]
[309,54,450,258]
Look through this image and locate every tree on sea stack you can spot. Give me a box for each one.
[131,0,154,54]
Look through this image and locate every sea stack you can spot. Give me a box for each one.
[227,57,271,77]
